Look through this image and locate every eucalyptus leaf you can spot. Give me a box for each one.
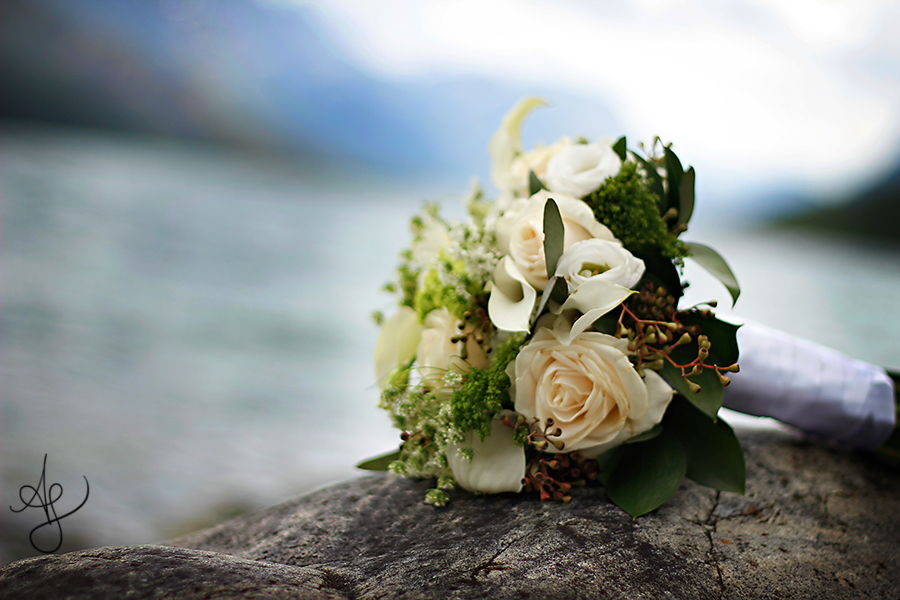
[543,198,565,280]
[665,395,745,494]
[531,276,568,328]
[685,242,741,306]
[606,427,687,518]
[529,170,546,196]
[612,136,627,162]
[356,449,401,471]
[677,166,695,228]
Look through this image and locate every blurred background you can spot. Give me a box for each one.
[2,0,898,562]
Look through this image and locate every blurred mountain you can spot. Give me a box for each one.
[0,0,618,181]
[776,162,900,246]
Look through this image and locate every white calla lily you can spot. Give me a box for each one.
[556,280,635,344]
[373,306,422,386]
[487,256,538,332]
[447,415,525,494]
[489,97,547,193]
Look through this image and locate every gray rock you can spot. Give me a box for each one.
[2,428,898,599]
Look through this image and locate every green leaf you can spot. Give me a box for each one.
[677,166,695,229]
[632,247,683,301]
[543,198,565,280]
[356,449,400,471]
[665,395,745,494]
[531,276,569,328]
[663,147,684,220]
[625,423,662,444]
[686,242,741,306]
[606,427,687,518]
[594,446,626,486]
[679,312,741,366]
[660,360,722,419]
[529,170,546,196]
[612,136,627,162]
[632,154,665,206]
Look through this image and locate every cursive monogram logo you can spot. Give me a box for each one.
[10,454,90,553]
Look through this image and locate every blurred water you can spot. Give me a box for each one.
[1,123,898,562]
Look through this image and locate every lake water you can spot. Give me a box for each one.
[2,123,898,562]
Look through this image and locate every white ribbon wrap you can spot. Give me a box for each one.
[722,321,896,450]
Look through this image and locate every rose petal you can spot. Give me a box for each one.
[447,417,525,494]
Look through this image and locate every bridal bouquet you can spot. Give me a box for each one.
[363,98,750,517]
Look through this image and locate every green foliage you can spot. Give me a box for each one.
[584,162,687,259]
[605,426,687,518]
[356,449,401,471]
[685,242,741,306]
[664,395,745,494]
[449,334,525,440]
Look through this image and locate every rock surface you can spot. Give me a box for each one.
[2,428,898,599]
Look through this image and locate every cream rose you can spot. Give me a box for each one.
[496,190,615,291]
[504,137,573,197]
[545,139,622,198]
[416,308,488,390]
[511,319,674,456]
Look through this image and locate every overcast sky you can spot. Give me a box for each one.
[302,0,900,205]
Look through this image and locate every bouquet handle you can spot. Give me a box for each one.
[722,320,897,451]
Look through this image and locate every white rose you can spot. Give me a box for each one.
[446,414,525,494]
[511,318,674,456]
[496,190,615,291]
[555,239,645,291]
[373,306,422,387]
[505,137,573,197]
[416,308,488,390]
[545,139,622,198]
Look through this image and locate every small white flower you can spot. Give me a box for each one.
[511,317,674,456]
[545,139,622,198]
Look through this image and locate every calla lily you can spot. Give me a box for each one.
[447,415,525,494]
[487,256,538,332]
[373,306,422,386]
[489,97,547,193]
[555,280,635,344]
